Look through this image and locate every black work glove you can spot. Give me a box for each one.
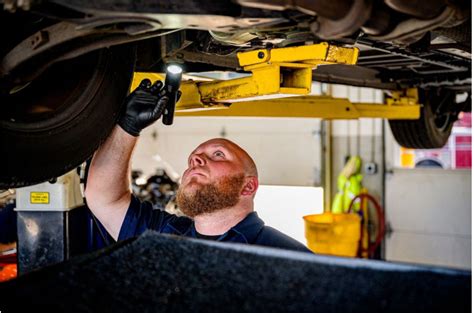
[118,79,168,136]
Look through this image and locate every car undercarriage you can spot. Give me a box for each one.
[0,0,471,187]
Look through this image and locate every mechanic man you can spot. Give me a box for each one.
[85,79,310,253]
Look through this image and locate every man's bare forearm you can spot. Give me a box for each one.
[85,125,138,240]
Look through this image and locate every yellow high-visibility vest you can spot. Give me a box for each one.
[331,156,363,214]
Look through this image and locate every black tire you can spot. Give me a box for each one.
[389,89,456,149]
[0,45,136,188]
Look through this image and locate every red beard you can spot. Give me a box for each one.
[176,173,245,218]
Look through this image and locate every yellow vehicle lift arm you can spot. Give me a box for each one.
[132,42,420,120]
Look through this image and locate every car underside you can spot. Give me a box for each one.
[0,0,471,187]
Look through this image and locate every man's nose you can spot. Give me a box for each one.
[190,154,206,167]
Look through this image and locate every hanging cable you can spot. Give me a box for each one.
[348,193,385,258]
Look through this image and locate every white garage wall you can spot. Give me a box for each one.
[133,117,322,186]
[385,168,471,270]
[255,185,324,244]
[328,85,386,204]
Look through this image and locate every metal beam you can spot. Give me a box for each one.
[133,72,420,120]
[175,96,420,120]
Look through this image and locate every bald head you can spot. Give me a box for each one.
[181,138,259,213]
[194,138,258,178]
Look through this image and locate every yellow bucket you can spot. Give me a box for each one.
[303,212,361,257]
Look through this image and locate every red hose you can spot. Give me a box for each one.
[348,193,385,258]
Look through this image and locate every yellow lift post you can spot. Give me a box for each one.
[132,42,420,120]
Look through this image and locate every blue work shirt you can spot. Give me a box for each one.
[0,202,17,244]
[92,195,311,253]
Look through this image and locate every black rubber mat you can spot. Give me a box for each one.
[0,231,470,312]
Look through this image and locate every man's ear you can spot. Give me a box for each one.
[241,176,258,196]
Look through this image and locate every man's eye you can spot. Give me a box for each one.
[214,151,225,157]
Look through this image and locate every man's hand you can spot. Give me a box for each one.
[118,79,168,136]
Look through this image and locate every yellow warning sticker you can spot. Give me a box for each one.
[30,192,50,204]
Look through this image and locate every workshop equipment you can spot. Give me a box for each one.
[359,188,370,258]
[175,94,421,119]
[303,212,361,257]
[305,189,385,259]
[197,42,359,102]
[132,43,420,120]
[14,170,88,274]
[348,193,386,259]
[162,64,183,125]
[306,150,383,259]
[132,73,421,119]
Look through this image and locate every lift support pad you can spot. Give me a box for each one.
[0,232,469,312]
